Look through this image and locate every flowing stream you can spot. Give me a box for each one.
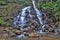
[32,0,48,33]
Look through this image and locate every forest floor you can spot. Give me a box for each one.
[0,26,60,40]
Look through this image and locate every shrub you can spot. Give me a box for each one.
[37,0,60,22]
[0,19,9,26]
[0,0,7,5]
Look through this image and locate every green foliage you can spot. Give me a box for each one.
[0,19,9,26]
[37,0,60,22]
[0,0,32,27]
[0,0,7,5]
[0,0,31,6]
[0,0,22,27]
[0,3,22,26]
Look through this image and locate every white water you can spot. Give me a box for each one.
[13,0,48,34]
[13,6,31,28]
[13,0,49,39]
[32,0,46,33]
[32,0,43,25]
[20,6,31,27]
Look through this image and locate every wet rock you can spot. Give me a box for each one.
[49,29,56,33]
[10,32,16,37]
[7,31,15,36]
[17,34,27,40]
[24,33,29,37]
[8,27,13,30]
[29,32,39,38]
[57,29,60,34]
[0,27,17,40]
[32,15,36,19]
[3,33,8,38]
[23,28,28,32]
[3,28,10,32]
[23,27,33,32]
[12,29,21,35]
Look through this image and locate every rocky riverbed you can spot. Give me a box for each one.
[0,26,60,40]
[0,26,20,40]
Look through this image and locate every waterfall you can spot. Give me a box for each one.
[32,0,47,33]
[12,0,60,40]
[12,0,49,39]
[13,6,31,28]
[13,0,48,34]
[32,0,44,25]
[20,6,31,27]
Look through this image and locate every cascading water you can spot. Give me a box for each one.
[32,0,43,25]
[13,0,48,33]
[13,0,49,39]
[12,0,60,40]
[32,0,47,33]
[20,6,31,27]
[13,6,31,31]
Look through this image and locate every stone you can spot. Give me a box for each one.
[24,27,33,32]
[17,34,27,40]
[3,33,8,38]
[23,28,28,32]
[1,27,4,29]
[8,27,13,30]
[12,29,21,35]
[8,31,16,37]
[10,33,16,37]
[29,32,39,38]
[3,28,10,32]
